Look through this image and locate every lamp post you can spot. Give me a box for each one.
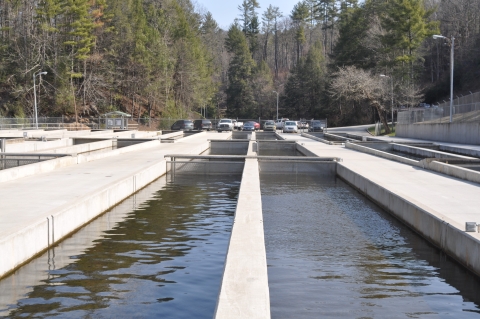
[273,91,279,121]
[433,34,454,123]
[33,71,47,129]
[380,74,394,126]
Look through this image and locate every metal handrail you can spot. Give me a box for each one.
[164,154,342,161]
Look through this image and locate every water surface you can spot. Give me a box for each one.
[1,175,239,318]
[261,174,480,318]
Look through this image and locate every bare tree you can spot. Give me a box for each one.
[329,66,391,133]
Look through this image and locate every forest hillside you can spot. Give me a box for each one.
[0,0,478,128]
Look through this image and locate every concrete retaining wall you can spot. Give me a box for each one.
[397,123,480,145]
[337,163,480,277]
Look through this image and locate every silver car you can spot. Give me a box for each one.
[283,121,298,133]
[263,120,276,131]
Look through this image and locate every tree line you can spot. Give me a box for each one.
[0,0,479,129]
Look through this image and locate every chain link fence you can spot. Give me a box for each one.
[1,116,295,130]
[398,91,480,124]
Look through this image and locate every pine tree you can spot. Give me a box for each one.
[382,0,439,77]
[225,25,256,117]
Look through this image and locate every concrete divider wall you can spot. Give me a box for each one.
[392,143,474,159]
[296,143,318,156]
[76,140,160,163]
[0,156,77,183]
[7,138,72,153]
[421,160,480,184]
[257,140,296,155]
[215,140,270,319]
[0,140,162,183]
[345,142,420,166]
[232,131,253,139]
[259,161,336,174]
[336,164,480,277]
[346,142,480,185]
[33,139,114,155]
[397,123,480,145]
[210,141,249,155]
[439,145,480,158]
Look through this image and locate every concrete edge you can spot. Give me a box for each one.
[392,143,475,160]
[336,163,480,278]
[33,139,114,155]
[214,138,271,319]
[301,132,340,145]
[346,141,480,185]
[422,160,480,185]
[0,156,77,183]
[77,139,161,163]
[345,141,420,167]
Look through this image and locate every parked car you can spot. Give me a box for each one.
[217,119,234,132]
[233,120,244,130]
[171,119,193,131]
[308,120,324,132]
[275,118,289,129]
[193,119,212,131]
[242,121,256,131]
[297,121,309,129]
[283,121,298,133]
[253,121,260,130]
[263,120,276,131]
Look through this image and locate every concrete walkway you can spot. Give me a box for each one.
[0,131,228,278]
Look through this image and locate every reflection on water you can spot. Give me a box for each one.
[1,175,239,318]
[261,174,480,318]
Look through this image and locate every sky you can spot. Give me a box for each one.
[195,0,298,30]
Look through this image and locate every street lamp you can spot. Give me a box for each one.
[433,34,454,123]
[33,71,47,129]
[273,91,279,121]
[380,74,394,126]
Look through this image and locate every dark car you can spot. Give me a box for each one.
[193,119,212,131]
[308,120,324,132]
[242,121,255,131]
[171,120,193,131]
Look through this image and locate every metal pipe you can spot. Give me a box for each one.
[450,36,455,123]
[47,217,50,247]
[33,71,47,130]
[51,215,54,244]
